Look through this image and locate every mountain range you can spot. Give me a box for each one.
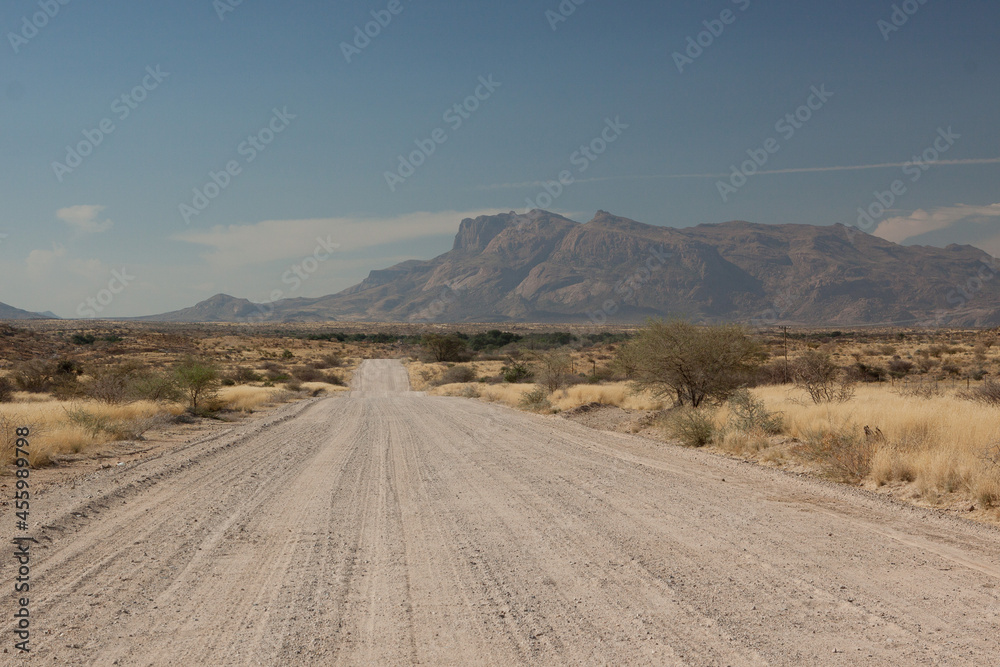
[137,210,1000,327]
[0,302,55,320]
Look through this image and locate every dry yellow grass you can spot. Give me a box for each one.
[748,384,1000,506]
[0,399,185,466]
[430,380,664,413]
[217,385,293,412]
[1,384,305,467]
[549,383,665,412]
[406,360,505,391]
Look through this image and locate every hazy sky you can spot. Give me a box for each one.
[1,0,998,317]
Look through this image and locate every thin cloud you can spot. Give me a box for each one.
[172,210,506,269]
[874,203,1000,256]
[479,157,1000,190]
[57,205,114,233]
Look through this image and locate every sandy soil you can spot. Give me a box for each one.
[6,360,999,665]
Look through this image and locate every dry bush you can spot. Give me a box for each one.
[291,365,324,382]
[532,351,573,392]
[959,378,1000,406]
[313,353,343,369]
[459,384,481,399]
[0,376,13,403]
[226,366,263,384]
[660,408,716,447]
[893,377,942,399]
[518,387,551,412]
[793,350,856,403]
[726,388,783,435]
[717,428,772,456]
[435,365,477,386]
[796,425,873,482]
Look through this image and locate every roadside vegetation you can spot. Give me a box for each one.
[4,319,1000,522]
[0,323,356,467]
[411,321,1000,522]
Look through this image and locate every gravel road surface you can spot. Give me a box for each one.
[12,359,1000,665]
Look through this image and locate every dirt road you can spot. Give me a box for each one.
[11,359,1000,665]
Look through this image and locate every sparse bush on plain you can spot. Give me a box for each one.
[796,425,873,482]
[793,350,856,404]
[228,366,263,384]
[960,378,1000,406]
[518,387,551,412]
[173,357,221,412]
[314,353,343,369]
[0,377,13,403]
[619,320,763,407]
[421,334,468,362]
[322,372,345,386]
[533,351,573,393]
[662,407,716,447]
[887,357,914,379]
[292,365,324,382]
[726,388,783,435]
[436,364,477,385]
[13,359,57,393]
[501,359,532,383]
[459,384,481,398]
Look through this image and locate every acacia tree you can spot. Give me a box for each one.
[174,356,220,411]
[618,319,763,407]
[421,334,467,362]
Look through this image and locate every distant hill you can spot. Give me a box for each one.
[140,211,1000,326]
[135,293,266,323]
[0,302,52,320]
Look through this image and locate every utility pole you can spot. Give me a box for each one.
[781,326,789,383]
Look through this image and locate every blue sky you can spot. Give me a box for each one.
[1,0,998,317]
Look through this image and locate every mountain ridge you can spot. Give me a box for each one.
[136,211,1000,326]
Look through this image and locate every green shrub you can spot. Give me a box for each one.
[173,357,220,411]
[663,408,716,447]
[727,389,783,435]
[518,387,551,412]
[501,361,532,383]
